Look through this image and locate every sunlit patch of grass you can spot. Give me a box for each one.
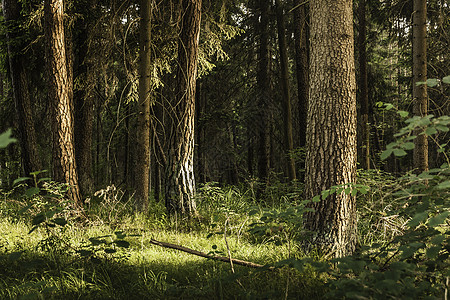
[0,211,325,299]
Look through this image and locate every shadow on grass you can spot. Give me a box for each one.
[0,246,325,300]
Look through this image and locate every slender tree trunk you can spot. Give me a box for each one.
[358,0,370,170]
[135,0,153,211]
[3,0,42,176]
[304,0,357,258]
[72,0,96,196]
[275,0,296,181]
[257,0,271,186]
[44,0,82,208]
[165,0,201,215]
[412,0,428,173]
[293,0,308,149]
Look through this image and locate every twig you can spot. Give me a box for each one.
[148,238,271,269]
[224,216,235,273]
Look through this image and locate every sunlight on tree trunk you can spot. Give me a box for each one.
[44,0,82,208]
[304,0,357,258]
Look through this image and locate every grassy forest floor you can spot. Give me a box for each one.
[0,168,448,299]
[0,185,326,300]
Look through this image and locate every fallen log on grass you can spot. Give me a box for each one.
[149,238,270,269]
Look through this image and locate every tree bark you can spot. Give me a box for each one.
[304,0,357,258]
[3,0,42,176]
[165,0,201,215]
[44,0,82,208]
[72,0,97,196]
[135,0,153,211]
[275,0,296,181]
[358,0,370,170]
[293,0,308,149]
[412,0,428,173]
[256,0,271,186]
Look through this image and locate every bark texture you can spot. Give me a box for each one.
[135,0,153,211]
[358,0,370,170]
[73,0,97,196]
[304,0,357,258]
[256,0,271,185]
[412,0,428,173]
[44,0,82,207]
[3,0,42,176]
[165,0,201,215]
[293,0,308,148]
[275,0,296,181]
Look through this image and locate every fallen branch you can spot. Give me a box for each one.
[149,238,271,269]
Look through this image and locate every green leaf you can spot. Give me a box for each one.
[32,214,46,226]
[425,127,438,135]
[385,103,394,110]
[312,195,320,202]
[397,110,409,118]
[442,75,450,84]
[13,177,31,186]
[51,218,67,227]
[436,125,449,132]
[426,78,439,87]
[104,248,117,254]
[321,190,330,199]
[115,231,126,239]
[381,149,393,160]
[393,148,407,157]
[415,81,426,86]
[29,170,48,176]
[0,129,17,148]
[402,142,415,150]
[426,246,441,259]
[436,181,450,190]
[25,187,40,198]
[38,177,52,183]
[408,211,428,228]
[427,211,450,227]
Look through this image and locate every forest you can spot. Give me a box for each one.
[0,0,449,298]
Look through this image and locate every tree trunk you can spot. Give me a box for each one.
[72,0,96,196]
[165,0,201,215]
[304,0,357,258]
[275,0,296,181]
[412,0,428,173]
[293,0,308,149]
[257,0,271,186]
[358,0,370,170]
[44,0,82,208]
[3,0,42,176]
[135,0,153,211]
[73,0,97,195]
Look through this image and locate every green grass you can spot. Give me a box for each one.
[0,204,325,300]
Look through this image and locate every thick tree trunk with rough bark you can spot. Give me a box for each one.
[135,0,153,211]
[275,0,296,181]
[293,0,308,149]
[412,0,428,173]
[44,0,82,208]
[304,0,357,258]
[165,0,201,215]
[3,0,42,176]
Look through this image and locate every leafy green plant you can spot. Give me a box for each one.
[0,129,16,148]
